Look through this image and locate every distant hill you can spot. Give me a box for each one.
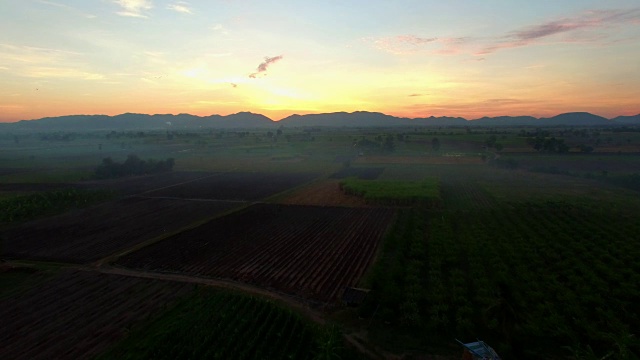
[2,111,638,131]
[8,112,273,131]
[469,116,538,126]
[611,114,640,124]
[539,112,611,126]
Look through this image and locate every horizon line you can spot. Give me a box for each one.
[3,110,640,124]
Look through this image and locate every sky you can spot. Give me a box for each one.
[1,0,639,122]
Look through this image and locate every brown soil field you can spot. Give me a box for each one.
[2,197,241,263]
[355,156,483,165]
[116,204,396,303]
[278,180,370,207]
[0,270,194,360]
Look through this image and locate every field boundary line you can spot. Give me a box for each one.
[136,169,237,196]
[92,201,252,267]
[88,265,327,324]
[132,195,251,203]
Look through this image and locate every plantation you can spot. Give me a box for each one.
[339,177,441,207]
[98,288,340,360]
[361,201,640,359]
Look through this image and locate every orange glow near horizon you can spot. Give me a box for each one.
[1,2,639,123]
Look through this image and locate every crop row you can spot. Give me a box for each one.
[0,271,194,360]
[2,197,239,263]
[363,201,640,359]
[339,177,441,207]
[0,188,115,223]
[116,204,396,303]
[98,288,320,360]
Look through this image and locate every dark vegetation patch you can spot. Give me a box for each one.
[340,177,441,207]
[143,172,318,201]
[0,188,115,224]
[2,197,240,263]
[360,202,640,359]
[0,270,194,360]
[94,153,175,179]
[98,287,332,360]
[330,167,384,180]
[116,204,396,303]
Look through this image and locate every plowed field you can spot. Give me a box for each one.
[2,197,240,263]
[0,270,193,360]
[116,204,396,303]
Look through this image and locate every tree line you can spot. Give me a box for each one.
[95,154,175,179]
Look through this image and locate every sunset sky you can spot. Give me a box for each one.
[1,0,639,122]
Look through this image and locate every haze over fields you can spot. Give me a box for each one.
[1,1,640,122]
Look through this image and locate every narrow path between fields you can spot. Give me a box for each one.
[90,265,327,323]
[132,195,253,203]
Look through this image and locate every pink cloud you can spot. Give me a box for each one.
[477,8,640,54]
[249,55,283,78]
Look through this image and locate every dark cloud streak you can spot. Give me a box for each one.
[249,55,283,78]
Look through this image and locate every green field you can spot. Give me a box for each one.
[98,288,352,360]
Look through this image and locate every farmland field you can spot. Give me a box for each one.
[2,196,240,263]
[278,179,371,207]
[116,203,396,303]
[143,171,318,200]
[2,125,640,359]
[0,270,194,360]
[361,199,640,358]
[98,287,325,360]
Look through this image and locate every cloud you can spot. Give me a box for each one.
[368,8,640,57]
[249,55,283,78]
[369,35,438,55]
[39,0,97,18]
[167,1,192,14]
[113,0,153,18]
[0,44,106,80]
[477,8,640,55]
[212,24,229,35]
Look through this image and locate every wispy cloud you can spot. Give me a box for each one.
[249,55,283,78]
[477,8,640,54]
[212,24,229,35]
[113,0,153,18]
[369,8,640,57]
[0,44,105,80]
[25,67,105,80]
[39,0,97,18]
[368,35,438,55]
[0,43,81,64]
[167,1,192,14]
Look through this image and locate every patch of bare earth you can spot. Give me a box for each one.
[278,180,370,207]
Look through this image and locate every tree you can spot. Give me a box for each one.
[495,143,504,152]
[383,134,395,153]
[432,137,441,152]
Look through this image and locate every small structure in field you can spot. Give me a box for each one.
[457,339,501,360]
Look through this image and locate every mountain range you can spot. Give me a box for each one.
[1,111,639,131]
